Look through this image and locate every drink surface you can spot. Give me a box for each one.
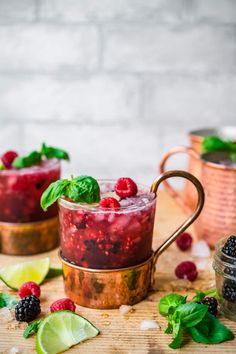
[59,181,156,269]
[0,159,60,223]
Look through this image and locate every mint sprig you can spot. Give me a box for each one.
[202,136,236,163]
[0,293,18,309]
[158,291,234,349]
[23,320,41,338]
[12,143,70,169]
[40,175,100,211]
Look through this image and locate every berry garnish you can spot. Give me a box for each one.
[99,197,120,209]
[176,232,193,251]
[15,295,41,322]
[18,281,41,299]
[175,261,198,281]
[1,151,18,169]
[115,177,137,198]
[222,235,236,258]
[199,297,218,316]
[50,298,76,313]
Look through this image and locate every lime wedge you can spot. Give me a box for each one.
[46,267,62,279]
[0,258,50,290]
[36,310,99,354]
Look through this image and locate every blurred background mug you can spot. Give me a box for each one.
[159,127,236,248]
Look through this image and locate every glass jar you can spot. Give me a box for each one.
[213,237,236,321]
[58,180,156,269]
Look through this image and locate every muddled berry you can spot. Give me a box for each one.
[84,239,96,251]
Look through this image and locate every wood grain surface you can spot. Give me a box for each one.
[0,191,235,353]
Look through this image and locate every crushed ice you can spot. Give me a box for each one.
[191,240,211,258]
[140,320,160,330]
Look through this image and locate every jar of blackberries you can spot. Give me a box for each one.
[213,235,236,321]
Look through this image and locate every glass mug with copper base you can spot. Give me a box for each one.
[59,170,204,309]
[0,159,60,255]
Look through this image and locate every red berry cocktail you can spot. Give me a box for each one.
[0,158,60,223]
[0,144,69,255]
[58,178,156,269]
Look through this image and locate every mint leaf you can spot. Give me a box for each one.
[188,313,234,344]
[23,320,41,338]
[41,143,69,161]
[0,293,18,309]
[46,267,63,278]
[13,151,42,169]
[165,322,173,334]
[202,136,229,152]
[40,179,70,211]
[169,325,184,349]
[159,294,187,317]
[65,176,100,204]
[176,302,208,328]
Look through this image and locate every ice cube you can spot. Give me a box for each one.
[8,347,22,354]
[191,240,211,258]
[0,308,13,322]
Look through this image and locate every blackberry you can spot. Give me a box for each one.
[199,297,218,316]
[15,295,41,322]
[222,280,236,303]
[222,235,236,258]
[224,266,236,278]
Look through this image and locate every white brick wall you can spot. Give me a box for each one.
[0,0,236,184]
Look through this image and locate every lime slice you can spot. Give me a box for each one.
[0,258,50,290]
[36,310,100,354]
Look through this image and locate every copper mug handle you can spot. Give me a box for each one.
[159,146,200,214]
[150,169,204,281]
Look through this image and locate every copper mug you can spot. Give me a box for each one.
[60,170,204,309]
[160,147,236,248]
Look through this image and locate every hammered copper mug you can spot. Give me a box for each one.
[159,147,236,248]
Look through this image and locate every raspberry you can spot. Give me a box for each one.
[18,281,41,299]
[176,232,193,251]
[99,197,120,209]
[199,297,218,316]
[115,177,138,198]
[222,235,236,258]
[1,151,18,169]
[50,298,76,313]
[15,295,41,322]
[175,261,198,281]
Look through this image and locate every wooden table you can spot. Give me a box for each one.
[0,191,235,353]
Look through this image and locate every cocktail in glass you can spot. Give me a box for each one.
[59,180,156,269]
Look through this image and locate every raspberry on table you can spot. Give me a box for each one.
[175,261,198,281]
[15,295,41,322]
[1,151,18,169]
[114,177,138,198]
[18,281,41,299]
[176,232,193,251]
[222,235,236,258]
[199,297,218,316]
[99,197,120,209]
[50,298,76,313]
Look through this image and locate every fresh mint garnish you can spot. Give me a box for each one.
[159,291,234,349]
[192,288,220,302]
[158,293,187,316]
[41,175,100,211]
[202,136,236,163]
[0,293,18,309]
[12,143,70,169]
[23,320,41,338]
[41,143,69,161]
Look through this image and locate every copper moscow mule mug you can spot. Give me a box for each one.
[160,147,236,248]
[60,170,204,309]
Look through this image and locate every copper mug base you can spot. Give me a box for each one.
[59,170,204,309]
[0,217,59,255]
